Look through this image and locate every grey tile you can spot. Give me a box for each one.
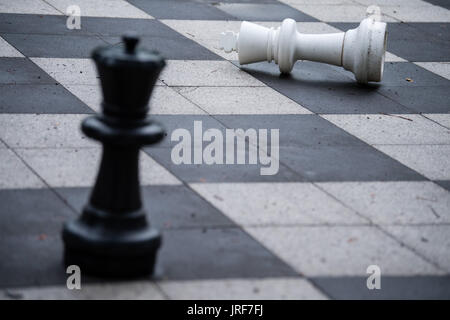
[322,114,450,145]
[280,146,426,182]
[83,17,190,37]
[311,276,450,299]
[55,186,235,229]
[190,182,367,226]
[3,281,165,299]
[0,188,75,237]
[436,180,450,192]
[216,3,317,22]
[375,145,450,181]
[0,235,67,288]
[1,34,107,58]
[45,0,153,19]
[127,0,235,20]
[0,149,45,189]
[103,36,221,60]
[378,86,450,113]
[385,225,450,273]
[238,61,411,114]
[364,62,450,87]
[0,84,93,114]
[148,115,227,148]
[155,227,298,280]
[0,57,54,84]
[246,225,440,276]
[424,0,450,10]
[159,277,327,300]
[144,147,304,183]
[214,115,367,147]
[0,13,90,36]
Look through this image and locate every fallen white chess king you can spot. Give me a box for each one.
[219,8,387,84]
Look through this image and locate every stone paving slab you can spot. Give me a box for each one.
[0,0,449,300]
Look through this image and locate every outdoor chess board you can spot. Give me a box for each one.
[1,0,450,300]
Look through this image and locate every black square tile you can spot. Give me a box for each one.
[155,227,298,280]
[83,17,181,37]
[378,86,450,113]
[103,36,221,60]
[216,3,317,21]
[213,115,366,147]
[238,61,411,114]
[435,180,450,191]
[1,34,108,58]
[0,84,94,114]
[145,147,304,183]
[280,146,426,182]
[127,0,235,20]
[0,58,54,84]
[0,13,90,36]
[350,62,450,87]
[0,235,67,288]
[424,0,450,9]
[311,276,450,299]
[0,189,75,237]
[55,186,235,229]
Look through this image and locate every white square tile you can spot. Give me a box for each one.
[17,148,181,187]
[0,114,95,148]
[0,149,45,189]
[176,86,311,115]
[0,0,62,15]
[149,86,206,115]
[322,114,450,145]
[0,36,24,57]
[45,0,153,19]
[375,145,450,180]
[285,4,398,22]
[384,52,407,62]
[161,20,342,61]
[384,225,450,273]
[31,58,99,85]
[190,182,367,226]
[246,225,442,276]
[318,181,450,225]
[158,278,327,300]
[63,84,102,112]
[160,60,266,87]
[2,281,165,300]
[64,85,205,114]
[423,114,450,130]
[415,62,450,80]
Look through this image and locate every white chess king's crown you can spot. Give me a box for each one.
[220,6,387,83]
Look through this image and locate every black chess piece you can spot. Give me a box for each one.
[62,35,166,277]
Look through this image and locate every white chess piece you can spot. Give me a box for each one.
[219,8,387,83]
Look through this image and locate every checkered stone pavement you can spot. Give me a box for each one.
[1,0,450,300]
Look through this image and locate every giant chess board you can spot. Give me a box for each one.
[0,0,450,299]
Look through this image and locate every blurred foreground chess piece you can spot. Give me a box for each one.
[220,6,387,84]
[62,35,165,277]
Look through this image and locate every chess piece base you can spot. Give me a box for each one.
[63,205,161,277]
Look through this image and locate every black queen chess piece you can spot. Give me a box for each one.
[62,35,166,277]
